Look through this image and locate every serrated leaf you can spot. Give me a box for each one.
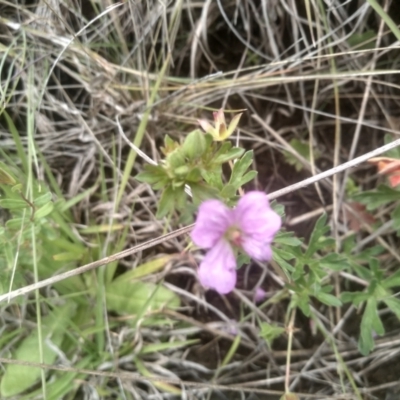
[295,294,311,317]
[136,165,168,185]
[383,297,400,319]
[273,249,294,277]
[359,297,384,355]
[283,139,320,172]
[201,167,224,189]
[319,253,349,271]
[238,170,257,186]
[190,183,219,205]
[220,184,237,199]
[274,232,302,246]
[228,151,254,189]
[304,213,329,258]
[341,291,369,305]
[352,185,400,210]
[382,269,400,289]
[259,322,285,348]
[315,292,342,307]
[213,147,244,164]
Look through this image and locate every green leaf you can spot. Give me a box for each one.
[238,170,257,187]
[391,203,400,231]
[359,297,384,355]
[1,304,75,397]
[105,281,180,324]
[383,297,400,319]
[274,232,302,246]
[382,269,400,289]
[228,151,254,189]
[319,253,349,271]
[185,167,202,183]
[190,183,219,205]
[294,293,311,317]
[270,200,285,217]
[5,217,29,230]
[352,185,400,210]
[167,148,186,169]
[305,213,330,258]
[136,165,168,185]
[157,186,176,218]
[213,145,244,164]
[315,292,342,307]
[220,184,237,199]
[259,322,285,348]
[384,134,400,159]
[182,129,206,160]
[113,255,174,282]
[347,30,376,50]
[33,192,53,207]
[33,201,54,221]
[0,198,29,210]
[341,291,369,305]
[273,248,295,276]
[283,138,320,172]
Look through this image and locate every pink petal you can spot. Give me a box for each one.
[191,199,233,248]
[198,239,237,294]
[241,237,273,261]
[233,191,281,261]
[234,191,281,241]
[198,119,213,133]
[254,287,266,303]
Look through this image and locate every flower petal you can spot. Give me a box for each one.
[254,287,266,303]
[233,191,281,261]
[198,239,237,294]
[240,236,273,261]
[198,119,218,139]
[191,199,233,248]
[234,191,281,241]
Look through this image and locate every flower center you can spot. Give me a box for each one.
[226,226,242,247]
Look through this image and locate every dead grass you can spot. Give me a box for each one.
[1,0,400,399]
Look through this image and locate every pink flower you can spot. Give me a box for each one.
[254,287,267,303]
[191,191,281,294]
